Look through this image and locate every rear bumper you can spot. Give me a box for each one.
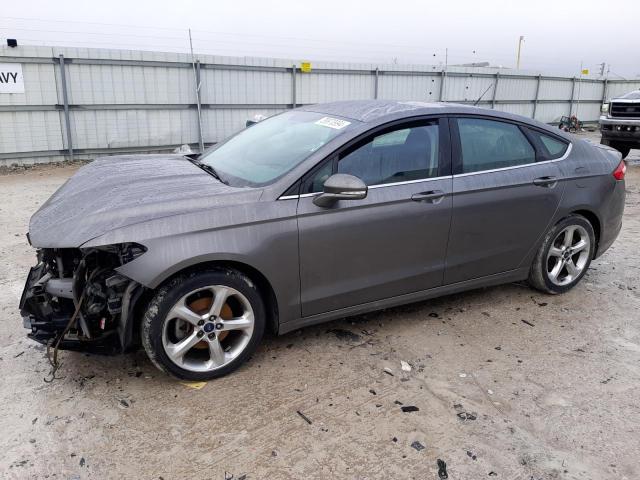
[594,179,625,259]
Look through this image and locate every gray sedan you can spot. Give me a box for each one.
[20,100,626,380]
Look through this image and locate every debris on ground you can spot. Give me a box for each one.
[401,360,412,372]
[437,459,449,479]
[521,319,535,327]
[467,450,477,460]
[180,381,207,390]
[118,398,131,409]
[411,441,425,451]
[296,410,312,425]
[369,389,377,395]
[457,412,477,421]
[13,351,24,358]
[328,328,361,342]
[401,405,419,412]
[384,367,394,376]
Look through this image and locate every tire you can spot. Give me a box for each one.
[141,268,266,380]
[528,215,595,294]
[618,146,631,160]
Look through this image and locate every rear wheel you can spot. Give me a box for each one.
[141,269,265,380]
[529,215,595,294]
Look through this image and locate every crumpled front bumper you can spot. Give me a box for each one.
[19,263,120,354]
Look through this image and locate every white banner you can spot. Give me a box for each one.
[0,64,25,94]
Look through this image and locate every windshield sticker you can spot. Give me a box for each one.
[315,117,351,130]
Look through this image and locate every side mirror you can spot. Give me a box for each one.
[313,173,367,208]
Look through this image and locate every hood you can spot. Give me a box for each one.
[29,154,262,248]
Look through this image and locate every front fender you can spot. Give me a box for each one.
[113,215,301,325]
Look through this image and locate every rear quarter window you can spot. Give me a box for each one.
[525,128,570,161]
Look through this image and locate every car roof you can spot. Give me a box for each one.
[300,100,571,139]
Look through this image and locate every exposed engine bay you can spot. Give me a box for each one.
[20,243,146,353]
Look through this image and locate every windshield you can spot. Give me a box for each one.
[199,111,355,187]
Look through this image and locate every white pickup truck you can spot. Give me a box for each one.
[600,90,640,159]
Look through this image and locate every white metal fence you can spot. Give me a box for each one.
[2,45,640,167]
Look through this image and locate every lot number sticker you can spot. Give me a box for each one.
[0,64,24,94]
[315,117,351,130]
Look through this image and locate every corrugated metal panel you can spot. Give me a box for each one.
[538,79,574,100]
[444,75,494,102]
[65,63,195,104]
[200,69,291,105]
[574,81,603,101]
[201,108,285,143]
[606,82,640,100]
[496,77,538,101]
[0,111,63,152]
[0,63,58,106]
[494,103,535,118]
[297,73,374,104]
[535,103,572,123]
[70,109,199,149]
[378,74,441,101]
[3,44,640,164]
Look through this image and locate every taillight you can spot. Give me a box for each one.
[613,160,626,181]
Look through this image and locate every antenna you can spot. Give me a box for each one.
[189,28,205,153]
[474,83,495,106]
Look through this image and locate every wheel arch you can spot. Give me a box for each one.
[128,259,280,344]
[569,209,601,256]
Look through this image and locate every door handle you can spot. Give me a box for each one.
[411,190,445,204]
[533,176,558,188]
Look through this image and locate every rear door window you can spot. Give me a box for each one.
[456,118,536,173]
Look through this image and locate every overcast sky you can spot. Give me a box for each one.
[2,0,639,77]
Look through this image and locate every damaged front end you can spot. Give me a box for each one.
[20,243,147,354]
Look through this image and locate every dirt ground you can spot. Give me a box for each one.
[1,134,639,480]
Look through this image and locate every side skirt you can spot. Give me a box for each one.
[278,268,529,335]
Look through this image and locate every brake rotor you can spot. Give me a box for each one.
[188,296,232,349]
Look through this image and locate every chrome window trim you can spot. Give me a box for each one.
[278,140,571,200]
[278,175,451,200]
[368,175,450,189]
[454,142,572,178]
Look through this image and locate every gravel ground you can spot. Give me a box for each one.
[0,134,639,480]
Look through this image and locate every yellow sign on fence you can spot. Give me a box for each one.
[300,62,312,73]
[581,68,589,75]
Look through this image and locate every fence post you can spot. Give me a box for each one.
[58,54,73,160]
[374,67,379,99]
[532,74,541,119]
[195,60,204,152]
[569,76,577,116]
[491,72,500,109]
[601,78,609,106]
[291,64,297,108]
[439,68,446,102]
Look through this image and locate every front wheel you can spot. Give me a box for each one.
[141,269,266,380]
[529,215,595,294]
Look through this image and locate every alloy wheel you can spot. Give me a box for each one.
[546,225,591,286]
[161,285,254,373]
